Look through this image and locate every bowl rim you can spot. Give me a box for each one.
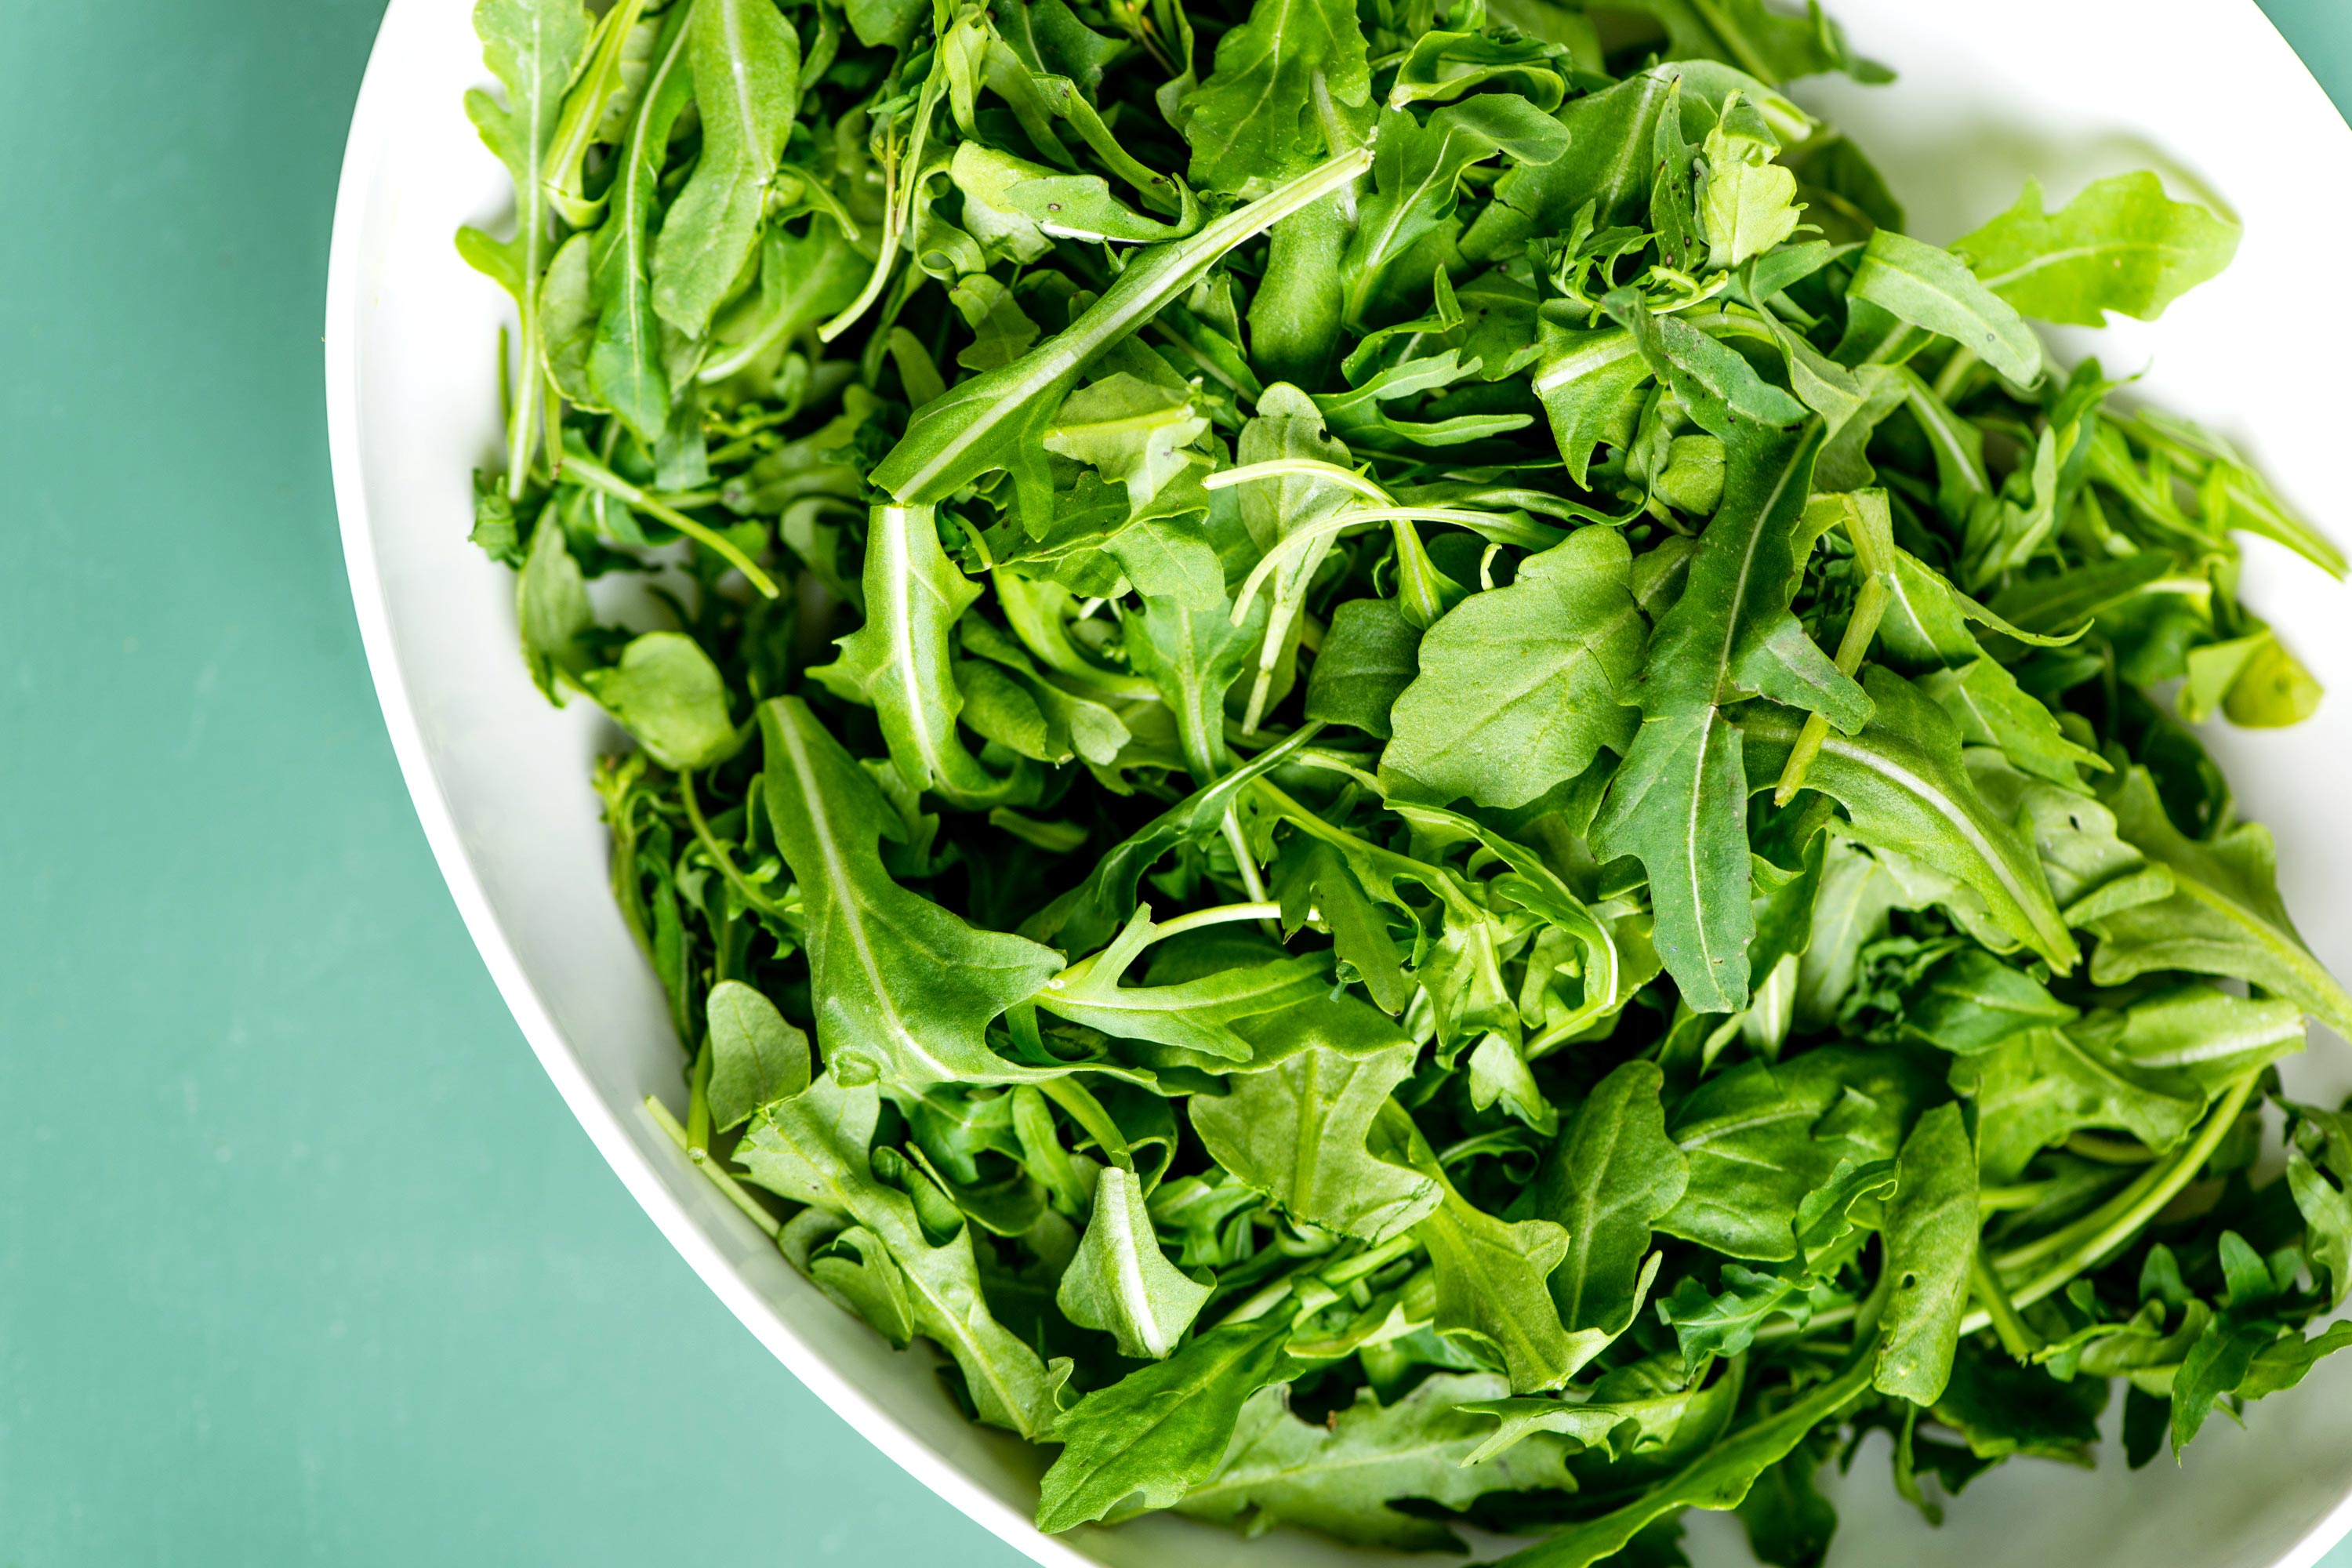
[322,3,2352,1566]
[322,5,1094,1564]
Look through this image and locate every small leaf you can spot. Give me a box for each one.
[1192,1040,1439,1242]
[1057,1165,1212,1358]
[1498,1346,1879,1568]
[706,980,811,1131]
[1954,172,2240,327]
[1873,1104,1976,1404]
[1174,1375,1573,1550]
[1846,227,2042,386]
[1036,1314,1304,1530]
[1519,1060,1688,1370]
[1374,1103,1579,1393]
[758,699,1066,1088]
[736,1075,1061,1436]
[650,0,800,336]
[1382,527,1646,810]
[1043,375,1210,513]
[517,506,591,701]
[581,632,739,770]
[811,504,1033,808]
[1304,598,1421,739]
[2088,767,2352,1037]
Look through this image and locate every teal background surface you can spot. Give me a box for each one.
[0,3,2346,1565]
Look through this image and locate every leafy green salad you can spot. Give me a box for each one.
[458,0,2352,1558]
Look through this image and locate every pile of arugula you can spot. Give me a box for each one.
[459,0,2352,1558]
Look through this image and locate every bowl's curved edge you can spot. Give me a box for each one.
[322,2,2352,1566]
[2164,13,2352,1568]
[321,7,1090,1566]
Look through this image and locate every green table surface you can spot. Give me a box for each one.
[2,3,2347,1564]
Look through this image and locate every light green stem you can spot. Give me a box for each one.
[1962,1072,2259,1336]
[1039,1076,1132,1172]
[560,448,781,597]
[1970,1242,2042,1360]
[681,769,794,921]
[645,1095,782,1240]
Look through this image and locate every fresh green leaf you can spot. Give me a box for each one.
[458,0,593,487]
[1180,0,1371,195]
[1382,526,1646,809]
[1874,1104,1977,1404]
[580,631,739,769]
[737,1073,1062,1436]
[1497,1347,1880,1568]
[1058,1163,1213,1357]
[1736,669,2077,972]
[1846,227,2042,387]
[1191,1040,1439,1241]
[811,504,1033,807]
[1519,1060,1688,1363]
[1036,1313,1304,1530]
[1593,422,1867,1011]
[1953,172,2240,327]
[1172,1374,1574,1550]
[758,698,1066,1087]
[1659,1046,1932,1261]
[706,978,811,1129]
[651,0,800,337]
[2088,766,2352,1037]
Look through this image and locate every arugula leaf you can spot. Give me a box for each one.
[1374,1102,1580,1392]
[1173,1374,1573,1549]
[1180,0,1370,194]
[1897,948,2076,1054]
[2288,1103,2352,1306]
[873,148,1374,510]
[1593,421,1867,1011]
[1343,99,1570,323]
[1036,909,1334,1060]
[1058,1164,1212,1357]
[1036,1313,1304,1530]
[1465,67,1682,261]
[1230,386,1358,726]
[1126,587,1269,784]
[1736,669,2077,972]
[1700,94,1805,268]
[1191,1040,1439,1241]
[1304,598,1421,738]
[1875,1104,1977,1404]
[737,1073,1063,1436]
[1518,1060,1688,1363]
[1660,1045,1931,1260]
[1044,376,1211,516]
[706,978,811,1130]
[1497,1347,1881,1568]
[2087,767,2352,1037]
[1953,172,2240,327]
[649,0,800,337]
[584,1,695,441]
[579,631,739,769]
[1921,655,2106,785]
[1382,526,1646,808]
[758,698,1066,1087]
[458,0,593,491]
[517,505,593,699]
[811,504,1033,808]
[1846,227,2042,387]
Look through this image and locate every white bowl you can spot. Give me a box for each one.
[327,3,2352,1563]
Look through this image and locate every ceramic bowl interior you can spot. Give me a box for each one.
[327,2,2352,1563]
